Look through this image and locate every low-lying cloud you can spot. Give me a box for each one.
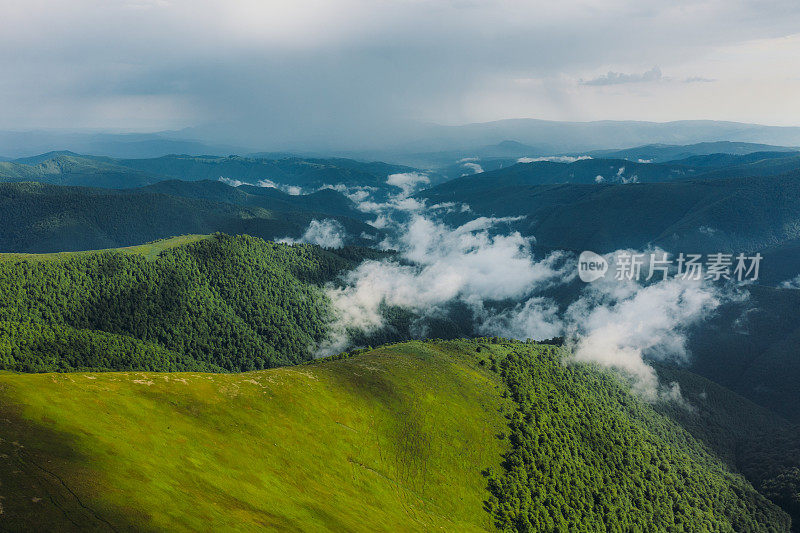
[280,219,346,248]
[564,275,727,401]
[272,172,738,403]
[461,162,484,175]
[386,172,430,197]
[218,176,247,187]
[318,199,740,400]
[780,274,800,289]
[320,214,569,354]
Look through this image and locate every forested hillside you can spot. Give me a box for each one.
[0,182,378,252]
[139,179,369,220]
[0,340,789,531]
[655,365,800,526]
[0,152,420,190]
[112,154,418,188]
[0,234,383,372]
[686,285,800,422]
[480,340,789,531]
[419,172,800,260]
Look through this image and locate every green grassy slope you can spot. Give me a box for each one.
[0,234,208,262]
[0,154,164,188]
[0,341,510,532]
[0,340,790,531]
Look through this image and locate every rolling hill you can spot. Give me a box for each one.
[0,154,162,189]
[450,158,698,185]
[427,142,800,181]
[0,339,790,531]
[419,172,800,260]
[685,285,800,423]
[139,179,369,221]
[0,152,423,192]
[395,119,800,154]
[0,234,386,372]
[434,150,800,188]
[654,363,800,526]
[0,182,379,253]
[108,154,417,190]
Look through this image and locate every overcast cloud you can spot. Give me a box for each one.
[1,0,800,149]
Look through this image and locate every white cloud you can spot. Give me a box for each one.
[386,172,430,196]
[256,179,308,195]
[279,219,346,249]
[219,176,247,187]
[461,162,484,175]
[581,66,663,86]
[564,275,727,401]
[319,214,567,354]
[780,274,800,289]
[320,204,740,402]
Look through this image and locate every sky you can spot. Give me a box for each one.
[2,0,800,147]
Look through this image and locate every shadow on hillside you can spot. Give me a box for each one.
[0,388,146,532]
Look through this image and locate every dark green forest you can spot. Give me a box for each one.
[0,181,379,253]
[475,339,791,532]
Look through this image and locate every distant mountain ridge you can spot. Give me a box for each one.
[589,141,798,163]
[0,181,379,253]
[419,171,800,261]
[0,130,242,159]
[5,119,800,159]
[0,152,421,190]
[434,147,800,186]
[399,119,800,154]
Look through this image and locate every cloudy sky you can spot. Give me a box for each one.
[2,0,800,146]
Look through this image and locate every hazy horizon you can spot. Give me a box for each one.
[3,1,800,150]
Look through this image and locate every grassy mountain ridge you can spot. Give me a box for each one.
[0,340,789,531]
[0,154,162,188]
